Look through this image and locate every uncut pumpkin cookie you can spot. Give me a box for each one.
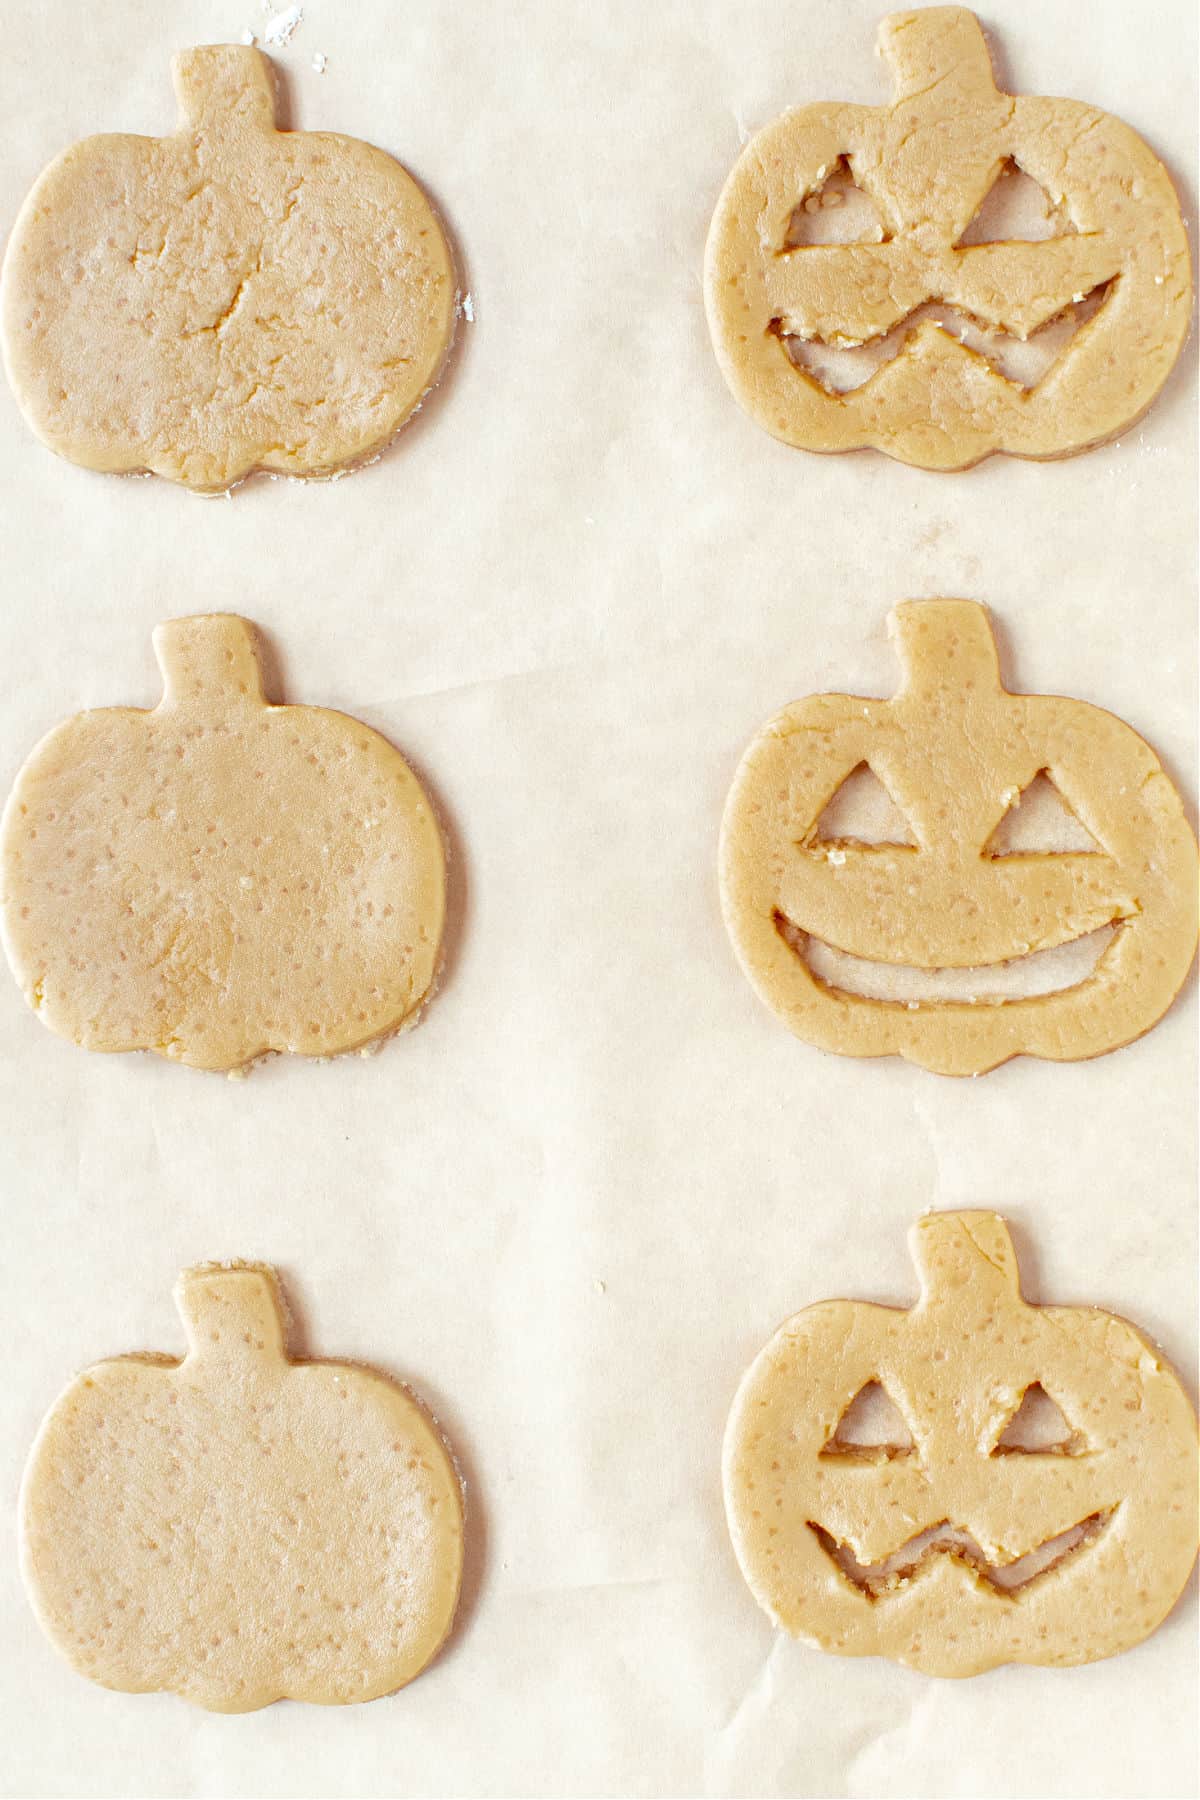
[0,614,445,1070]
[21,1263,464,1711]
[719,600,1199,1076]
[724,1211,1199,1676]
[705,7,1191,469]
[0,45,456,491]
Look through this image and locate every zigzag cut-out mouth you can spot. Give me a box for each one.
[778,285,1112,394]
[811,1511,1112,1598]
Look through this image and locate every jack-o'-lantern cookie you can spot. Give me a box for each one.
[724,1211,1199,1676]
[705,8,1190,469]
[21,1263,464,1710]
[0,614,445,1070]
[719,601,1198,1075]
[1,46,456,491]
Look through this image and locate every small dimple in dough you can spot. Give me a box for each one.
[0,45,456,492]
[704,7,1192,469]
[724,1212,1200,1677]
[0,614,446,1072]
[19,1265,465,1711]
[718,600,1199,1076]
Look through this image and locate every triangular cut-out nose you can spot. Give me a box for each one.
[993,1383,1085,1455]
[957,158,1077,245]
[822,1380,915,1459]
[985,772,1103,856]
[813,764,916,846]
[785,157,889,248]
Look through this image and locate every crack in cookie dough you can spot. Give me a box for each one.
[704,8,1190,468]
[0,46,456,491]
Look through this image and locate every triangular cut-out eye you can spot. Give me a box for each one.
[785,157,889,248]
[821,1381,915,1460]
[992,1384,1087,1455]
[814,764,916,846]
[985,772,1103,856]
[957,158,1077,245]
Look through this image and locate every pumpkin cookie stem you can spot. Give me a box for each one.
[911,1211,1023,1307]
[153,614,267,712]
[889,599,1003,699]
[879,7,997,104]
[175,1264,288,1364]
[172,45,277,135]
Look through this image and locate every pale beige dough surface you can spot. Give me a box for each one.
[0,45,456,492]
[719,600,1200,1075]
[705,7,1192,470]
[724,1211,1199,1675]
[0,614,445,1070]
[0,2,1194,1794]
[20,1263,464,1711]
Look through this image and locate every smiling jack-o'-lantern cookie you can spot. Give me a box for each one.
[719,601,1198,1075]
[705,8,1191,469]
[1,46,456,491]
[0,614,445,1070]
[724,1211,1199,1676]
[21,1263,464,1710]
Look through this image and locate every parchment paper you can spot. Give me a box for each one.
[0,2,1195,1795]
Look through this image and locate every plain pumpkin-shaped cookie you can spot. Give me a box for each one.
[705,7,1191,469]
[21,1264,464,1711]
[0,45,456,491]
[0,614,445,1070]
[724,1212,1199,1676]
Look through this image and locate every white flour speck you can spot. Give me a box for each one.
[263,5,303,48]
[460,291,475,323]
[312,50,327,73]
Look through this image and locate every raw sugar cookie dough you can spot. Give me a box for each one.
[723,1212,1200,1676]
[719,600,1200,1076]
[20,1264,464,1711]
[704,7,1191,469]
[0,614,446,1071]
[0,45,456,491]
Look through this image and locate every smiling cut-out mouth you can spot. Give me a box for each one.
[811,1512,1112,1599]
[775,916,1123,1007]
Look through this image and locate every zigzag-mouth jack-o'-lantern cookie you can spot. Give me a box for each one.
[0,46,456,492]
[0,614,445,1071]
[724,1212,1200,1677]
[705,8,1191,470]
[719,601,1199,1076]
[20,1263,465,1711]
